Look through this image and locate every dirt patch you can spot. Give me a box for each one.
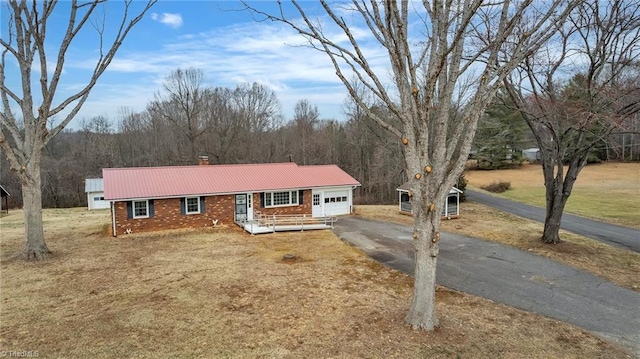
[0,208,633,358]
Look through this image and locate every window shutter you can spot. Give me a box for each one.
[180,198,186,215]
[298,190,304,204]
[149,200,155,217]
[260,193,264,208]
[200,197,206,213]
[126,201,133,220]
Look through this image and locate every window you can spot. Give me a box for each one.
[94,196,104,201]
[313,194,320,206]
[263,191,299,207]
[273,191,290,206]
[186,197,200,214]
[324,194,349,204]
[133,200,148,218]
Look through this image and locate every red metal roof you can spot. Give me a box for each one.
[103,163,360,201]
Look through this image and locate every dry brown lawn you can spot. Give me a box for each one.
[0,208,631,358]
[464,162,640,228]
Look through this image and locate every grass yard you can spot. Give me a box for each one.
[0,208,631,358]
[464,162,640,228]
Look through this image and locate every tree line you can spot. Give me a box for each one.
[2,66,638,210]
[0,69,406,209]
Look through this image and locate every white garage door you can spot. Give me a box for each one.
[93,199,110,210]
[323,190,350,216]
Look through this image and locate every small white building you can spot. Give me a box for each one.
[85,178,109,210]
[397,183,462,218]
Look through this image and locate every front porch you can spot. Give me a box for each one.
[237,211,338,234]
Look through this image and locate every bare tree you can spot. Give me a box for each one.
[245,0,577,330]
[0,0,156,259]
[79,116,117,171]
[291,99,320,165]
[232,82,282,133]
[231,82,282,161]
[504,0,640,244]
[149,68,209,163]
[201,87,242,164]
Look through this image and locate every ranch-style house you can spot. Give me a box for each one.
[103,159,360,236]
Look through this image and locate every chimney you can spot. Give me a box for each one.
[198,155,209,165]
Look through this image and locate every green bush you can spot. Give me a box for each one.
[482,181,511,193]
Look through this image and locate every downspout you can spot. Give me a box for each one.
[111,201,117,237]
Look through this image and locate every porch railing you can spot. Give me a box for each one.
[240,210,338,233]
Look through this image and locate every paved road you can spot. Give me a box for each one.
[466,190,640,252]
[333,216,640,357]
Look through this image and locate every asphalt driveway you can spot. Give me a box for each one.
[466,190,640,252]
[333,216,640,357]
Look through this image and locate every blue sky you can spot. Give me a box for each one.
[2,1,388,129]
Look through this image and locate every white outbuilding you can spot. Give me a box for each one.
[85,178,109,210]
[397,183,462,218]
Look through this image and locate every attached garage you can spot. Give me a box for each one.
[312,188,353,217]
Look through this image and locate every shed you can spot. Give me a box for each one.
[0,185,9,214]
[85,178,110,210]
[397,183,462,218]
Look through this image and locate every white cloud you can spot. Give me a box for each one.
[65,12,396,125]
[150,12,183,29]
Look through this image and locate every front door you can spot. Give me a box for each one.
[312,190,323,217]
[246,193,253,221]
[235,194,247,222]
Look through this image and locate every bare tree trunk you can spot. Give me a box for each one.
[406,208,440,329]
[20,164,51,259]
[540,157,584,244]
[541,189,567,244]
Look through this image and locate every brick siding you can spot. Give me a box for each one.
[111,190,312,236]
[112,195,235,236]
